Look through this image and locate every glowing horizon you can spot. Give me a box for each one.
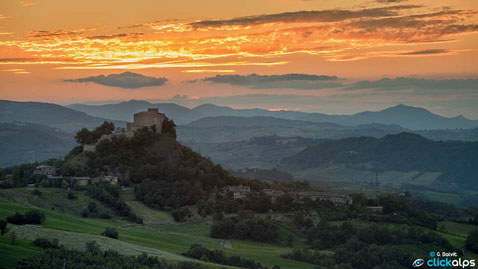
[0,0,477,118]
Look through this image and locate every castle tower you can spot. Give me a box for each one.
[126,108,166,134]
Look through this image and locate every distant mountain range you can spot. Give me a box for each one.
[0,122,76,167]
[67,100,478,130]
[185,135,322,170]
[68,100,203,125]
[0,100,125,132]
[296,104,478,130]
[179,116,478,143]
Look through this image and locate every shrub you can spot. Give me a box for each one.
[31,189,42,196]
[101,227,118,239]
[172,207,192,222]
[287,235,294,246]
[466,230,478,254]
[0,219,7,235]
[67,192,77,200]
[24,210,46,224]
[183,243,263,268]
[99,213,111,219]
[88,202,98,214]
[6,210,45,225]
[10,231,16,245]
[33,238,59,249]
[85,240,100,253]
[6,212,25,225]
[80,208,89,218]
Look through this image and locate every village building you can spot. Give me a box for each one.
[366,206,384,213]
[73,175,118,186]
[72,176,92,186]
[102,176,118,185]
[223,185,251,199]
[262,189,285,202]
[264,190,353,206]
[298,191,353,206]
[33,165,56,177]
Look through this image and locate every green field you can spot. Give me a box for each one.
[0,188,315,269]
[2,187,477,269]
[295,164,441,190]
[121,189,174,225]
[0,187,116,218]
[0,235,41,268]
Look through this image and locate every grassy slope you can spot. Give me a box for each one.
[121,189,174,225]
[0,190,314,269]
[0,235,41,268]
[4,188,474,268]
[0,187,116,218]
[294,164,441,189]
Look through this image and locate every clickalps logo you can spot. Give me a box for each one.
[412,258,425,267]
[413,252,476,268]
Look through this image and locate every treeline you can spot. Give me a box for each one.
[282,244,411,269]
[210,214,279,242]
[74,121,115,145]
[87,182,142,223]
[183,243,263,269]
[306,221,458,253]
[6,210,45,225]
[17,241,205,269]
[282,220,460,268]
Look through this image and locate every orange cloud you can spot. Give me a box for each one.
[0,5,476,70]
[20,1,36,7]
[1,68,30,74]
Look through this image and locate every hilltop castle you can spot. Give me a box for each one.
[84,108,166,152]
[126,108,166,134]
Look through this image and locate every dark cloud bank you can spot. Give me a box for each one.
[196,73,342,89]
[196,74,478,92]
[189,6,418,28]
[65,72,167,89]
[346,77,478,91]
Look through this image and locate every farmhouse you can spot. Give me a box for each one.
[296,191,353,206]
[264,190,353,206]
[262,189,285,202]
[33,165,56,177]
[72,176,92,186]
[223,185,251,199]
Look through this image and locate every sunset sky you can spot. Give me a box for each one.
[1,0,477,118]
